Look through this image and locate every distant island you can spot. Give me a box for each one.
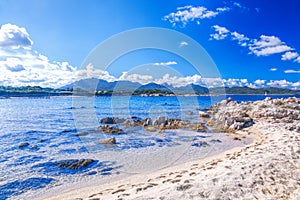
[1,78,300,97]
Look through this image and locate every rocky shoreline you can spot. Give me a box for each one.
[39,97,300,200]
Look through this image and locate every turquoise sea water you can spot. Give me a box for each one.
[0,94,298,199]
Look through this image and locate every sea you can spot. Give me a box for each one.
[0,94,298,199]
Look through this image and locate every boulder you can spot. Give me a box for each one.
[100,117,115,124]
[188,111,193,115]
[143,118,153,126]
[98,125,124,134]
[154,116,166,126]
[199,111,210,118]
[188,123,208,131]
[145,126,157,132]
[122,119,135,128]
[164,119,181,129]
[98,137,116,145]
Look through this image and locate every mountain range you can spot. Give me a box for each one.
[61,78,300,95]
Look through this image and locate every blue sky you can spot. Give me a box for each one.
[0,0,299,89]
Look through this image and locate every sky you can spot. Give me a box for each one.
[0,0,299,89]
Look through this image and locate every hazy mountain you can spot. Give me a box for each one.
[59,79,300,95]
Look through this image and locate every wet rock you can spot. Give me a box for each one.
[188,123,208,132]
[145,126,157,132]
[18,142,30,148]
[121,119,133,128]
[75,132,89,136]
[98,137,116,145]
[100,117,115,124]
[58,159,95,170]
[199,111,210,118]
[143,118,153,126]
[114,118,126,124]
[164,119,181,129]
[98,125,124,134]
[154,116,166,126]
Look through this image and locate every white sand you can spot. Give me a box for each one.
[39,120,300,200]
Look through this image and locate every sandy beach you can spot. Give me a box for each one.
[40,97,300,200]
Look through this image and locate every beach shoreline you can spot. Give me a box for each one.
[37,97,300,200]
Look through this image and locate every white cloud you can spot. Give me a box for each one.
[0,23,33,49]
[223,78,249,87]
[163,5,228,26]
[249,35,293,56]
[0,24,77,88]
[210,25,229,40]
[118,72,153,85]
[281,51,299,61]
[284,69,300,74]
[153,61,177,66]
[270,68,277,71]
[267,80,292,88]
[210,25,250,47]
[210,26,298,61]
[231,31,249,46]
[76,63,116,82]
[179,41,188,47]
[216,7,230,12]
[254,79,266,85]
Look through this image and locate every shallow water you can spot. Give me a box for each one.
[0,95,298,199]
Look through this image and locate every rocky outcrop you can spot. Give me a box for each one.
[208,97,300,132]
[98,137,116,145]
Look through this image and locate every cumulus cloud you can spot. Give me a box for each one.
[269,68,277,71]
[210,25,229,40]
[254,79,266,85]
[0,23,77,88]
[0,23,33,49]
[210,25,250,46]
[210,25,299,62]
[118,72,153,85]
[76,63,116,82]
[231,31,249,46]
[153,61,177,66]
[281,51,299,61]
[163,5,228,26]
[249,35,293,56]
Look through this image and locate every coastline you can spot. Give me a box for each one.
[38,97,300,200]
[38,123,266,200]
[40,124,300,199]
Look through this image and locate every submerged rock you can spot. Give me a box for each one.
[98,125,124,134]
[75,131,89,136]
[98,137,116,145]
[100,117,126,124]
[58,159,95,170]
[100,117,115,124]
[18,142,30,148]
